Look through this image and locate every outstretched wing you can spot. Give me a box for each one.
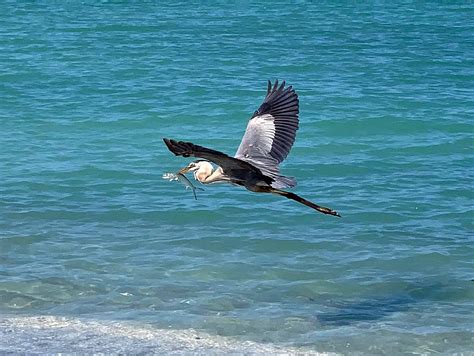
[234,80,299,186]
[163,138,272,185]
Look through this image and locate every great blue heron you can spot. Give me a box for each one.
[163,80,340,217]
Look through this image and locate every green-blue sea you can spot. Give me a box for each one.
[1,2,473,354]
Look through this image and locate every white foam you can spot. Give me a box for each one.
[0,315,330,354]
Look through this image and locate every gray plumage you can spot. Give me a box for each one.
[235,80,299,189]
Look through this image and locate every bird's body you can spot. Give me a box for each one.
[164,80,340,217]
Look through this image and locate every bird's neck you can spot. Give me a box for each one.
[196,168,213,183]
[196,166,225,184]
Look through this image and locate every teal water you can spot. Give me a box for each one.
[1,2,473,353]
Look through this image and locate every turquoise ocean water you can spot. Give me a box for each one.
[1,2,473,353]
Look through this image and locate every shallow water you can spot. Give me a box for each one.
[1,2,473,354]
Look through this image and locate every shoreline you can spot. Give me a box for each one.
[0,315,327,354]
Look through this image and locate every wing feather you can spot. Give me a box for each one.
[234,80,299,187]
[163,138,273,185]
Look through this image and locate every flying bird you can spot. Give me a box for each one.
[163,80,340,217]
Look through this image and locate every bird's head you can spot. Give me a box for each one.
[178,160,213,179]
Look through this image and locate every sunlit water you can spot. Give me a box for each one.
[1,2,473,354]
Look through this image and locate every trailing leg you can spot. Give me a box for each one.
[269,188,341,217]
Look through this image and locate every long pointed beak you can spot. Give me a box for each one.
[178,165,191,174]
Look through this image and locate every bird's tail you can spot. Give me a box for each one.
[269,188,341,217]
